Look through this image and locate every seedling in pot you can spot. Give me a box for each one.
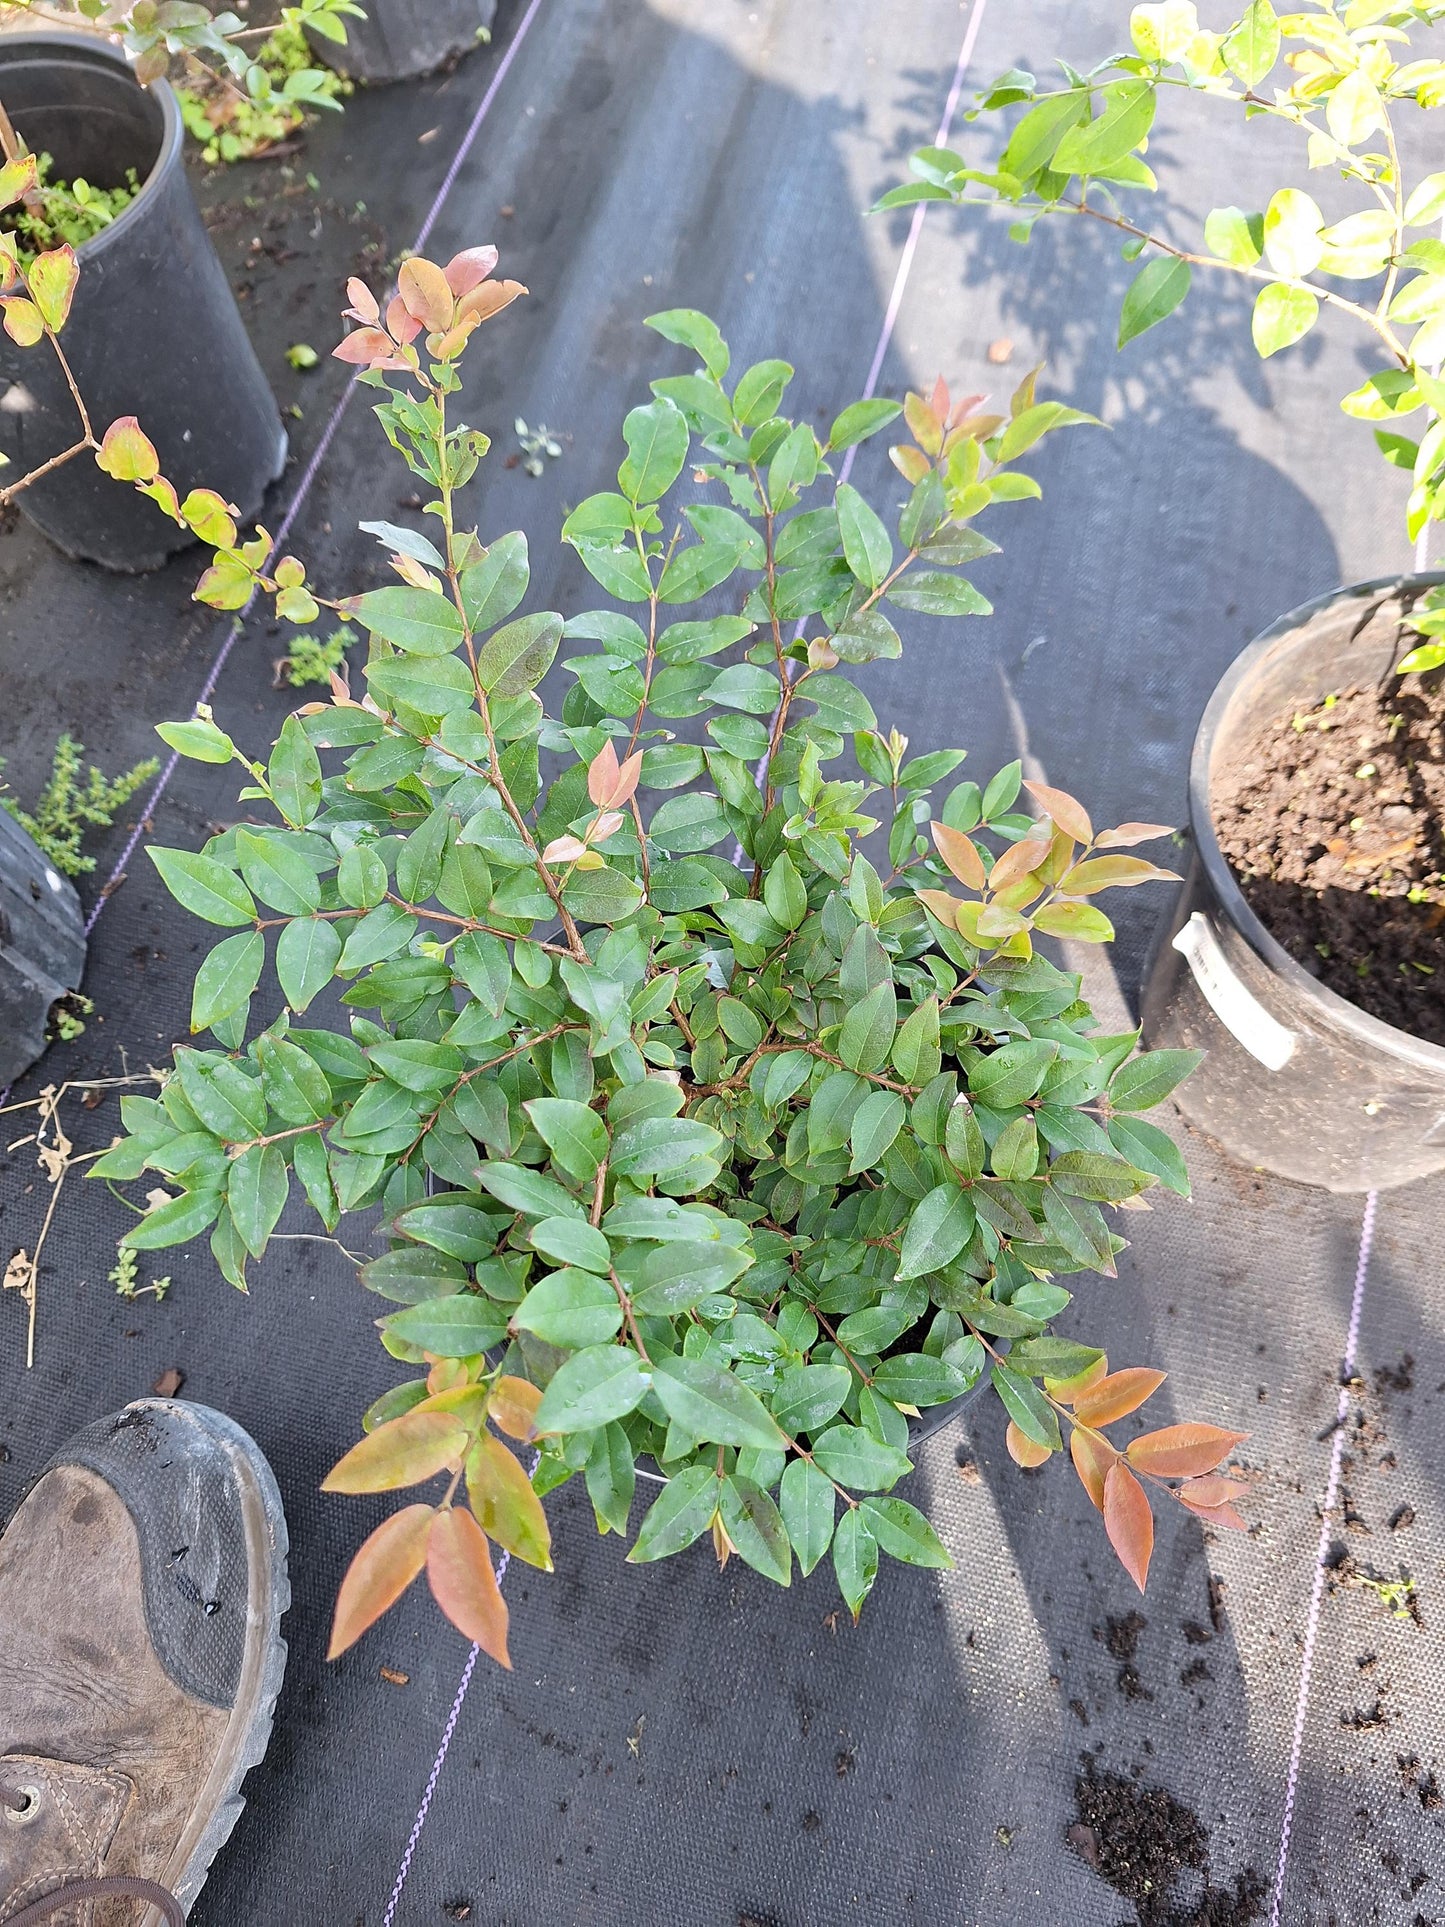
[93,248,1247,1662]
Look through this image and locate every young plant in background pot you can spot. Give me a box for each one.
[884,0,1445,1192]
[0,3,357,569]
[93,249,1249,1664]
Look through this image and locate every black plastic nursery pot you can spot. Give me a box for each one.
[313,0,497,82]
[0,33,286,573]
[1140,574,1445,1194]
[0,805,85,1086]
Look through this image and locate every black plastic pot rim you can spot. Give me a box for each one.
[0,32,180,267]
[1189,568,1445,1074]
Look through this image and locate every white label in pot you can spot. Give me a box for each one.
[1172,912,1296,1072]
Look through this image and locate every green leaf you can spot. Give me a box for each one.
[650,1354,784,1450]
[831,1506,879,1618]
[384,1293,510,1356]
[524,1097,609,1184]
[848,1090,905,1174]
[860,1497,954,1569]
[1221,0,1279,86]
[536,1344,652,1434]
[835,483,893,590]
[226,1142,288,1258]
[618,397,689,504]
[626,1464,720,1562]
[719,1476,791,1585]
[155,716,234,764]
[896,1183,976,1281]
[148,848,255,927]
[619,1240,752,1315]
[887,572,991,617]
[513,1268,623,1348]
[871,1352,976,1405]
[645,307,730,380]
[837,980,897,1075]
[990,1364,1061,1450]
[1262,188,1323,280]
[459,531,529,632]
[968,1039,1056,1108]
[1118,256,1191,347]
[393,1194,499,1261]
[1109,1048,1202,1110]
[1204,205,1264,269]
[529,1214,611,1274]
[476,1161,582,1219]
[585,1422,636,1535]
[1107,1114,1190,1197]
[763,852,808,930]
[1252,283,1319,357]
[276,916,343,1013]
[1053,76,1155,175]
[269,715,323,827]
[450,931,510,1016]
[610,1117,725,1181]
[351,586,464,656]
[121,1188,223,1251]
[475,610,563,697]
[180,1056,265,1138]
[827,398,902,451]
[733,358,793,426]
[779,1457,836,1575]
[192,930,264,1032]
[770,1363,852,1434]
[562,864,645,926]
[892,997,941,1086]
[810,1423,912,1492]
[367,651,476,718]
[235,830,321,916]
[338,904,416,973]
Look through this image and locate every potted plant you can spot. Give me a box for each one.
[0,2,356,569]
[880,1,1445,1191]
[308,0,495,83]
[91,249,1248,1663]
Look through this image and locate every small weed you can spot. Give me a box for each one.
[0,735,158,877]
[109,1245,171,1303]
[514,418,562,477]
[277,623,354,689]
[177,22,348,164]
[52,992,93,1042]
[0,154,139,263]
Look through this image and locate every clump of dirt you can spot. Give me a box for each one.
[1068,1762,1267,1926]
[1097,1612,1154,1702]
[1211,643,1445,1043]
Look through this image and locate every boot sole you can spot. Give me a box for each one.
[133,1401,291,1925]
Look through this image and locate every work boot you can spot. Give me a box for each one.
[0,1400,288,1924]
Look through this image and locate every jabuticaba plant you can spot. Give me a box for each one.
[880,0,1445,662]
[91,249,1249,1668]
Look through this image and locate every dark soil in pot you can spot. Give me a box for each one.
[1211,608,1445,1046]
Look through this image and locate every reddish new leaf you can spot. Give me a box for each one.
[1045,1353,1109,1402]
[427,1506,512,1668]
[95,416,160,483]
[1125,1423,1247,1479]
[333,326,400,367]
[1006,1419,1052,1468]
[327,1502,434,1659]
[1070,1428,1114,1514]
[466,1433,553,1570]
[916,887,964,929]
[443,245,499,296]
[321,1410,468,1494]
[1095,821,1174,849]
[385,293,422,345]
[588,739,621,808]
[988,833,1051,891]
[1072,1368,1168,1428]
[489,1376,542,1441]
[456,278,527,325]
[1060,855,1181,894]
[1024,779,1093,845]
[397,256,454,331]
[1103,1462,1154,1592]
[1177,1475,1249,1531]
[343,276,379,325]
[930,820,986,890]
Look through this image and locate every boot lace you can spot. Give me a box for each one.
[2,1782,184,1925]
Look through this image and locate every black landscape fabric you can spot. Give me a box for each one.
[1,3,1442,1923]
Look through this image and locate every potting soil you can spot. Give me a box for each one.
[1,4,1442,1923]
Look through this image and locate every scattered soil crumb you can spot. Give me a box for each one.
[379,1666,409,1687]
[152,1368,183,1397]
[835,1748,856,1779]
[1097,1611,1154,1702]
[1376,1355,1415,1394]
[443,1903,472,1922]
[1398,1755,1442,1810]
[799,1810,822,1834]
[1069,1762,1268,1926]
[1342,1701,1391,1732]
